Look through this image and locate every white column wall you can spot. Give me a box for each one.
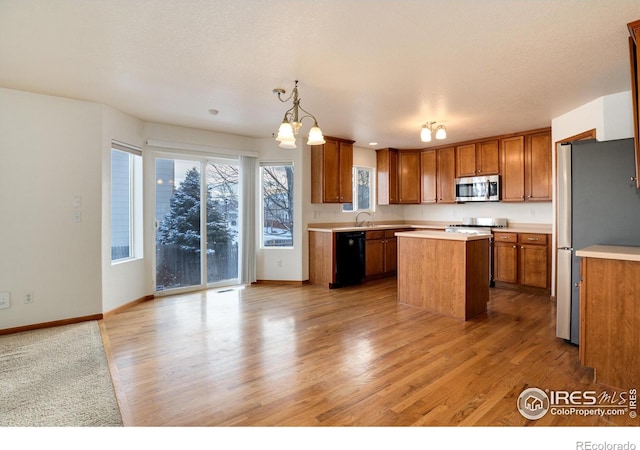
[101,106,147,313]
[0,88,103,329]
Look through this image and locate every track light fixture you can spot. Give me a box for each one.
[273,80,325,149]
[420,121,447,142]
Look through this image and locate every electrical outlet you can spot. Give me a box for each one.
[277,260,283,268]
[0,292,10,309]
[24,291,34,304]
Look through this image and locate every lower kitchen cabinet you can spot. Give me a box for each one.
[493,231,550,292]
[518,233,549,288]
[494,233,519,284]
[365,228,406,279]
[365,232,385,276]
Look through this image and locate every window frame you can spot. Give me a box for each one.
[342,165,375,213]
[259,161,294,249]
[111,141,143,264]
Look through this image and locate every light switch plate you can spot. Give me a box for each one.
[0,292,10,309]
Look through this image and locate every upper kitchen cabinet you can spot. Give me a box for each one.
[455,140,499,177]
[436,147,456,203]
[398,151,421,204]
[376,148,399,205]
[500,129,551,202]
[525,131,552,201]
[311,136,354,203]
[420,149,437,203]
[627,19,640,188]
[376,149,420,204]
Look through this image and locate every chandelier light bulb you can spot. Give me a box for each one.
[420,124,432,142]
[276,122,295,142]
[435,125,447,140]
[307,126,326,145]
[278,137,297,149]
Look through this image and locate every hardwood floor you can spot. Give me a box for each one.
[102,278,636,426]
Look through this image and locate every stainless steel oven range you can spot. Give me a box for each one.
[445,217,508,287]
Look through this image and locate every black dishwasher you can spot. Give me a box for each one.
[333,231,366,288]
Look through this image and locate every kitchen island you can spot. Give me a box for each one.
[396,230,491,321]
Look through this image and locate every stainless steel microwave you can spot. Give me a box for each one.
[455,175,500,202]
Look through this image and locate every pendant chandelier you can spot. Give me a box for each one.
[420,121,447,142]
[273,80,325,149]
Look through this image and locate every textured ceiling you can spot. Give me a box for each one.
[1,0,639,148]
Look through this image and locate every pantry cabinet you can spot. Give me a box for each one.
[311,136,354,203]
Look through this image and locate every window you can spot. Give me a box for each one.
[343,166,374,212]
[111,141,142,262]
[260,162,294,248]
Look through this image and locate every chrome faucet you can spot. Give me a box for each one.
[355,211,373,227]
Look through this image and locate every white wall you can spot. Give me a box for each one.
[0,88,103,329]
[255,138,307,281]
[101,106,146,313]
[403,202,553,224]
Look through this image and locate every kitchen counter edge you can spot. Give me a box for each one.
[575,244,640,262]
[395,230,491,241]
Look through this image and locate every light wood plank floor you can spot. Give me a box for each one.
[102,278,637,426]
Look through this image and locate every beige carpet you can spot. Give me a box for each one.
[0,321,123,426]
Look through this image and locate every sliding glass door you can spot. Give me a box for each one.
[155,157,239,293]
[205,160,239,284]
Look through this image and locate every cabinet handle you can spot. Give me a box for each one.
[527,237,539,241]
[512,245,517,248]
[632,176,638,182]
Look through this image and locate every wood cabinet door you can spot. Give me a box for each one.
[519,244,548,288]
[376,149,399,205]
[320,139,341,202]
[385,237,397,273]
[455,143,476,177]
[501,136,525,202]
[494,242,518,283]
[365,239,385,277]
[477,139,500,175]
[437,147,456,203]
[398,151,420,204]
[525,131,551,201]
[338,141,353,203]
[420,150,437,203]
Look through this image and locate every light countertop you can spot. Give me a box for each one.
[575,245,640,262]
[307,222,551,234]
[395,230,491,241]
[307,223,447,233]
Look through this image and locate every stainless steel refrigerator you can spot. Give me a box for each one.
[556,138,640,345]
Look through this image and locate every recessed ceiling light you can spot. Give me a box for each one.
[208,109,219,116]
[369,142,378,146]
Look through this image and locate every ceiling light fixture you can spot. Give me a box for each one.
[273,80,325,149]
[420,121,447,142]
